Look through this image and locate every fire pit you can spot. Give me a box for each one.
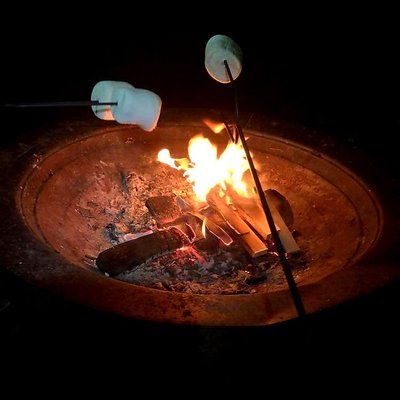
[1,109,398,325]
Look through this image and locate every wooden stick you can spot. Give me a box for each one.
[222,119,236,143]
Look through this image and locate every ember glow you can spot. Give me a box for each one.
[157,134,249,201]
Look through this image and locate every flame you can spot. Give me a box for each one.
[201,219,207,238]
[203,118,225,134]
[158,134,249,202]
[202,216,233,246]
[157,149,190,170]
[157,149,177,169]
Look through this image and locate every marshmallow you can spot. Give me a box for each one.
[91,81,162,132]
[91,81,133,121]
[112,87,162,131]
[205,35,243,83]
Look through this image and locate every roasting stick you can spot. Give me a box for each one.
[4,80,162,132]
[4,100,118,108]
[222,119,236,143]
[223,60,306,317]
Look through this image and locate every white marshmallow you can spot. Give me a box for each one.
[91,81,162,132]
[112,87,162,131]
[91,81,133,121]
[205,35,243,83]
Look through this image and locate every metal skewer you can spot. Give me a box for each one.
[222,118,236,143]
[224,60,306,317]
[4,100,117,108]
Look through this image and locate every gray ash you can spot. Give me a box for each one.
[114,239,307,295]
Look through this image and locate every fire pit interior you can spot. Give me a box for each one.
[14,118,383,324]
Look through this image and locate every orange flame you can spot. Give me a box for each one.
[157,149,177,169]
[201,219,207,238]
[203,118,225,134]
[157,134,249,202]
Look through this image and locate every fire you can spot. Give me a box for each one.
[157,149,176,169]
[157,134,249,202]
[203,118,225,134]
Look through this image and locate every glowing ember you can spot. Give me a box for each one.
[157,134,249,202]
[176,245,208,265]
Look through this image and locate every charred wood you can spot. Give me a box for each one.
[96,229,186,276]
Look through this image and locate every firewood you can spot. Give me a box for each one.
[224,185,279,237]
[268,198,300,254]
[203,217,234,246]
[228,194,276,239]
[239,231,269,258]
[186,210,233,246]
[96,229,185,276]
[265,189,294,228]
[226,187,299,254]
[174,194,234,246]
[167,219,197,243]
[193,234,220,251]
[207,191,249,235]
[145,196,182,226]
[207,191,268,257]
[163,213,201,241]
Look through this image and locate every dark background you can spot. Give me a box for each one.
[2,12,399,178]
[1,8,399,387]
[2,10,399,149]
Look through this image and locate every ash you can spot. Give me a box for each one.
[116,242,307,295]
[101,164,194,245]
[117,243,253,294]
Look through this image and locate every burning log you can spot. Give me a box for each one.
[146,195,231,249]
[226,187,299,254]
[224,188,277,239]
[207,191,268,258]
[192,210,233,246]
[97,186,296,277]
[96,229,187,276]
[207,191,249,235]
